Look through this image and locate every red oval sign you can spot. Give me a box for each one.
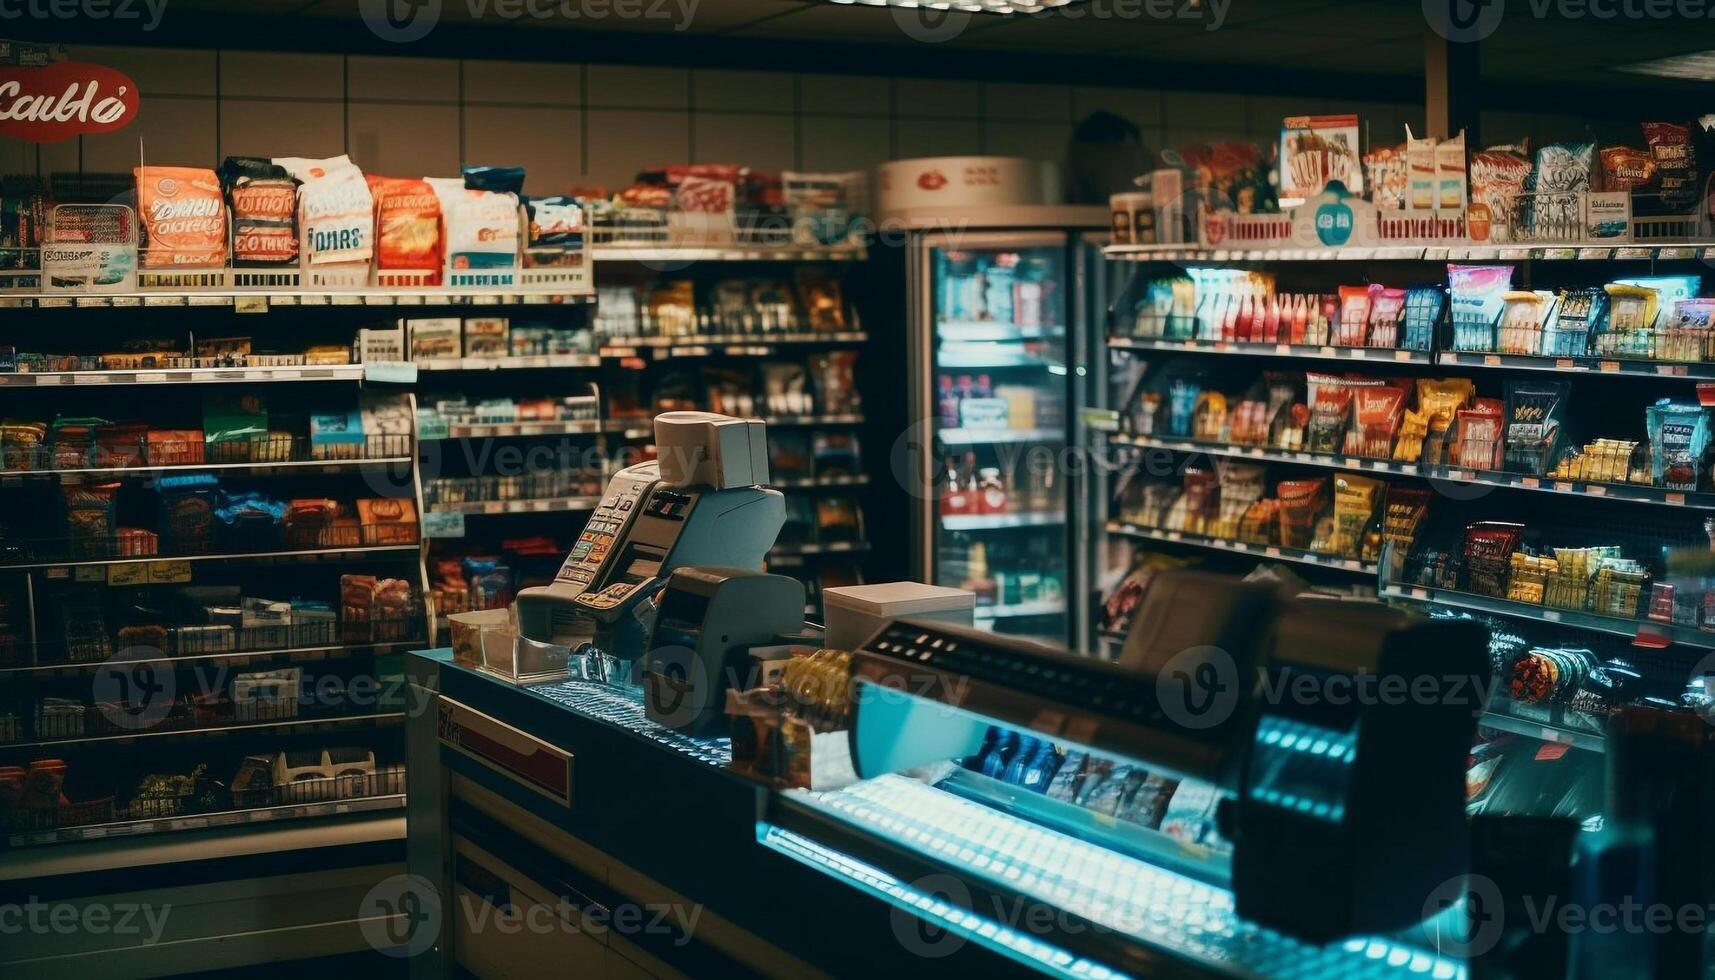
[0,61,139,143]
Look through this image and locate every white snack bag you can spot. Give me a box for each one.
[425,177,519,273]
[273,154,373,265]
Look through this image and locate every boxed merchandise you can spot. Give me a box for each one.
[407,318,462,361]
[1280,115,1362,204]
[462,317,509,358]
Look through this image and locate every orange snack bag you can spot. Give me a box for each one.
[134,166,227,268]
[367,175,442,280]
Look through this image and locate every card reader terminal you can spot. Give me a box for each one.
[515,412,785,663]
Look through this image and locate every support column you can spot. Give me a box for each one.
[1424,31,1481,144]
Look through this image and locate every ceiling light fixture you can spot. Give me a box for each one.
[1615,49,1715,82]
[822,0,1083,14]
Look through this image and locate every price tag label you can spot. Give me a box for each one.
[1599,361,1621,373]
[1586,485,1606,496]
[1616,247,1651,260]
[1659,247,1695,260]
[1520,477,1540,488]
[1666,492,1686,506]
[1556,358,1577,369]
[1319,346,1336,357]
[235,295,269,314]
[1577,248,1611,260]
[364,361,418,384]
[1274,344,1292,355]
[1483,354,1502,366]
[1656,364,1688,376]
[423,511,467,538]
[416,416,450,441]
[106,563,149,586]
[148,560,193,583]
[1542,247,1576,260]
[1552,481,1574,493]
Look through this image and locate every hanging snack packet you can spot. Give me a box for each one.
[1544,287,1604,357]
[1599,147,1655,192]
[1367,286,1407,349]
[367,176,443,278]
[1469,148,1532,241]
[1303,372,1354,454]
[1643,122,1698,213]
[1504,381,1569,475]
[1453,399,1504,471]
[1335,285,1371,347]
[1352,383,1407,458]
[1598,283,1660,359]
[1331,473,1382,558]
[1498,290,1552,355]
[1402,286,1446,351]
[523,196,584,267]
[134,166,227,268]
[1448,264,1514,352]
[1277,477,1329,550]
[274,155,372,266]
[429,174,520,273]
[219,157,298,267]
[1647,400,1710,490]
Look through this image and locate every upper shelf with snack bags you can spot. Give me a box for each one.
[582,166,867,259]
[0,157,594,301]
[1106,122,1715,261]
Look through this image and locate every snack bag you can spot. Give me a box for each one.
[219,157,298,267]
[274,155,373,266]
[427,177,519,272]
[367,176,442,278]
[1468,147,1531,241]
[135,166,227,268]
[1599,147,1655,192]
[523,196,583,267]
[1643,122,1698,213]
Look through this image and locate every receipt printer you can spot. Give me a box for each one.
[642,567,805,735]
[514,412,786,661]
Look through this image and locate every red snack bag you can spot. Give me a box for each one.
[134,166,227,268]
[367,176,443,280]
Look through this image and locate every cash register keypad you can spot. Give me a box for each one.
[556,479,650,587]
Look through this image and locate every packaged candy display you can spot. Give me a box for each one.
[1502,381,1568,474]
[1448,264,1514,351]
[134,166,228,268]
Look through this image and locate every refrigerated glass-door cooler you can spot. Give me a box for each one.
[908,229,1100,648]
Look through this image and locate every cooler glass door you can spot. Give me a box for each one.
[909,231,1071,645]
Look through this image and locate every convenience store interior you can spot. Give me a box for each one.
[4,2,1715,978]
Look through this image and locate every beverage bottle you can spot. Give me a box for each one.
[978,467,1007,514]
[974,374,992,399]
[943,457,971,516]
[937,376,960,429]
[1004,736,1040,785]
[1021,742,1061,793]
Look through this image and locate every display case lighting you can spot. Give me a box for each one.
[1615,50,1715,81]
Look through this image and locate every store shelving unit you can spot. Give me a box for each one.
[1092,228,1715,755]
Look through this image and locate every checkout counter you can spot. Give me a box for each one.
[403,412,1496,979]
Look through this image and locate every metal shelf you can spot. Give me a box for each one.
[597,332,868,360]
[0,639,420,679]
[939,322,1064,343]
[0,455,416,481]
[0,364,364,386]
[1103,242,1715,263]
[4,793,405,849]
[938,427,1063,447]
[769,541,871,557]
[1383,583,1715,651]
[414,353,601,371]
[1111,433,1715,511]
[592,244,866,263]
[0,711,406,751]
[772,475,870,489]
[427,419,602,439]
[1108,335,1432,365]
[1479,704,1607,754]
[1436,349,1715,380]
[1106,522,1377,575]
[2,543,420,572]
[426,496,601,516]
[942,511,1065,531]
[764,414,866,427]
[0,288,595,310]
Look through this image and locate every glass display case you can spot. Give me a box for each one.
[907,227,1105,648]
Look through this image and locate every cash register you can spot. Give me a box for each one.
[514,411,785,668]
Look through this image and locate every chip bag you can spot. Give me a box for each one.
[135,166,227,268]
